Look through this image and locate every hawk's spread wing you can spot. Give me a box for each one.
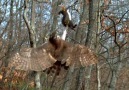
[59,44,97,67]
[8,35,98,72]
[8,43,57,71]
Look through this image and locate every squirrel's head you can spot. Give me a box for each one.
[58,5,67,15]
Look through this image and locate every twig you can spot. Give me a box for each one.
[66,0,78,9]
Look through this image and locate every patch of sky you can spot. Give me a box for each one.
[36,3,51,24]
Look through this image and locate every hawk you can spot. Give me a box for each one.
[8,33,98,71]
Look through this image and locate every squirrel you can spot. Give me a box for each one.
[59,5,77,30]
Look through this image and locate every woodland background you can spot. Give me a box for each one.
[0,0,129,90]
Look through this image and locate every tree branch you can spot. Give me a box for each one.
[23,0,36,47]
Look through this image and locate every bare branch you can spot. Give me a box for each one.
[23,0,36,47]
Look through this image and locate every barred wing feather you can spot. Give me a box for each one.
[8,44,57,71]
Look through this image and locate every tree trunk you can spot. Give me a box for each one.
[4,0,14,67]
[62,64,75,90]
[75,67,85,90]
[50,0,61,32]
[23,0,36,48]
[85,0,94,46]
[75,0,94,90]
[109,59,122,90]
[85,65,93,90]
[23,0,42,90]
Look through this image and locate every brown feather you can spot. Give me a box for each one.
[53,39,98,67]
[8,35,97,71]
[8,43,56,71]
